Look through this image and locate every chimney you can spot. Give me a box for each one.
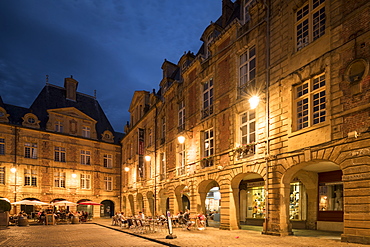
[64,76,78,101]
[222,0,234,28]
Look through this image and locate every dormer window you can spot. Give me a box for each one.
[82,126,90,138]
[102,130,114,143]
[55,121,63,133]
[28,117,35,124]
[22,113,40,128]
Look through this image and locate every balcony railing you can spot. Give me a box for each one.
[177,166,186,176]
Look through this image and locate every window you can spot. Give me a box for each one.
[202,128,214,167]
[0,167,4,185]
[160,152,166,180]
[24,143,37,159]
[82,126,91,138]
[24,169,37,186]
[54,147,66,162]
[80,174,91,189]
[148,128,153,147]
[104,176,113,191]
[28,117,35,124]
[240,110,256,144]
[239,46,256,89]
[178,101,185,132]
[0,138,4,155]
[177,143,186,176]
[54,172,66,188]
[80,150,91,165]
[243,0,253,23]
[103,154,113,168]
[319,183,343,211]
[202,79,214,118]
[296,0,326,51]
[294,73,326,130]
[55,121,63,133]
[161,117,166,143]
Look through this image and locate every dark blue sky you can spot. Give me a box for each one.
[0,0,221,132]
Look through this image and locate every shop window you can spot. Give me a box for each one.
[290,182,307,220]
[319,183,343,211]
[247,185,265,219]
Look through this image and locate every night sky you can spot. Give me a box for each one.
[0,0,221,132]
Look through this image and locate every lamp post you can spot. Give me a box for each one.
[10,167,17,214]
[144,153,157,217]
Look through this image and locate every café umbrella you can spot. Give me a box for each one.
[52,200,77,206]
[11,200,50,206]
[78,201,102,205]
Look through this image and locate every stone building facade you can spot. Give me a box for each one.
[121,0,370,244]
[0,77,122,217]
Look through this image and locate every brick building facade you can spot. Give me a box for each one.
[0,77,122,218]
[121,0,370,244]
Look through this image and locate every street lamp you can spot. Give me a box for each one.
[10,167,17,214]
[177,135,185,144]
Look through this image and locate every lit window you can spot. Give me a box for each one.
[54,147,66,162]
[296,0,326,51]
[103,154,113,168]
[54,172,66,188]
[239,47,256,89]
[202,79,214,119]
[240,110,256,145]
[202,128,214,168]
[177,143,186,176]
[0,138,4,155]
[104,176,113,191]
[82,126,91,138]
[24,169,37,186]
[178,100,185,132]
[80,174,91,189]
[80,150,91,165]
[0,167,4,185]
[294,73,326,130]
[24,143,37,159]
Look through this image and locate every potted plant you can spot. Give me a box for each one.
[0,198,11,227]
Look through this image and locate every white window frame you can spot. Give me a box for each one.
[294,73,326,130]
[296,0,326,51]
[160,152,166,180]
[55,121,63,133]
[240,110,256,145]
[103,154,113,168]
[202,128,214,167]
[24,143,37,159]
[161,117,166,141]
[202,79,214,118]
[54,172,66,188]
[178,100,185,132]
[0,167,4,185]
[243,0,253,24]
[82,126,91,138]
[104,176,113,191]
[239,46,256,89]
[80,150,91,165]
[80,174,91,189]
[54,147,66,162]
[24,169,37,186]
[177,143,186,175]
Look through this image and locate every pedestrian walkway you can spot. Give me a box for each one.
[90,218,365,247]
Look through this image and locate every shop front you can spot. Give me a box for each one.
[240,179,266,226]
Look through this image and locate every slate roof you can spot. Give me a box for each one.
[1,83,123,144]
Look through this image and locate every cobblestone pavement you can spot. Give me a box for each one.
[0,224,165,247]
[0,219,369,247]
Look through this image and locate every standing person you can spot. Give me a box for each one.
[197,212,206,230]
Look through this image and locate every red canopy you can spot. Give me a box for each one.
[78,201,102,205]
